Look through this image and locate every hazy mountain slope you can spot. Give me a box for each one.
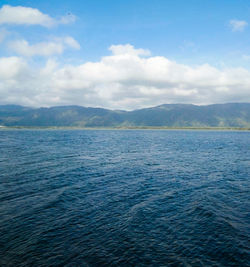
[0,103,249,127]
[0,106,124,127]
[125,103,250,127]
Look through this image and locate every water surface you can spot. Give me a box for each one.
[0,130,249,266]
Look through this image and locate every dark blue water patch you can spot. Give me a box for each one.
[0,130,249,266]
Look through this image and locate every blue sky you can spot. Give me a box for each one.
[2,0,250,65]
[0,0,250,109]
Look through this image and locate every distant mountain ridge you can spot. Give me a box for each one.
[0,103,250,127]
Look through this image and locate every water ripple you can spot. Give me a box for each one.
[0,130,249,266]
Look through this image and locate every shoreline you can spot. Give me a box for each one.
[0,126,250,131]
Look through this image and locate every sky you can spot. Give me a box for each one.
[0,0,250,110]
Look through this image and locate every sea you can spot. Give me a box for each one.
[0,129,249,266]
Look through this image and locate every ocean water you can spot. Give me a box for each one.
[0,129,249,267]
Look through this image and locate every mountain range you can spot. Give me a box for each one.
[0,103,250,128]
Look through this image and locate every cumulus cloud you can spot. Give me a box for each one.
[8,40,64,57]
[0,56,27,79]
[0,57,36,105]
[0,5,75,27]
[0,44,250,109]
[109,44,151,56]
[230,19,248,32]
[8,37,80,57]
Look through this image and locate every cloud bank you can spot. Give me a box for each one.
[0,44,249,109]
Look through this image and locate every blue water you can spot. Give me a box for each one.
[0,130,249,266]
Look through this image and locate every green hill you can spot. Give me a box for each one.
[0,103,249,128]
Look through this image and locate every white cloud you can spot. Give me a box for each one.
[8,37,80,57]
[0,57,35,105]
[109,44,151,56]
[0,5,75,27]
[0,44,250,109]
[0,56,27,79]
[63,36,81,50]
[8,40,64,57]
[230,19,248,32]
